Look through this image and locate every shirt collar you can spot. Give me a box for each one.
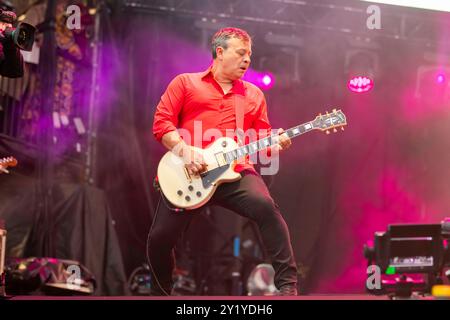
[200,65,214,79]
[201,65,247,96]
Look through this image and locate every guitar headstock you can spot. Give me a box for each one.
[313,109,347,134]
[0,156,18,174]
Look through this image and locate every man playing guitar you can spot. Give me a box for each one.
[150,27,298,296]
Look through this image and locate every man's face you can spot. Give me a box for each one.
[217,37,252,81]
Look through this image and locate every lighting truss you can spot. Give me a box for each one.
[121,0,450,48]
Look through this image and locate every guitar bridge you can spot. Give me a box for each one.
[183,166,192,183]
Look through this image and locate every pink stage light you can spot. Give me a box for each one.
[348,76,374,93]
[262,74,272,86]
[260,73,275,90]
[242,70,275,90]
[436,73,446,84]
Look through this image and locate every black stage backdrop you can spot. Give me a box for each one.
[0,135,129,295]
[94,6,450,294]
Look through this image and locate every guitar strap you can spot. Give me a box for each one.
[234,90,245,146]
[232,88,246,282]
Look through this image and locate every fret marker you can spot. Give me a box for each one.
[293,128,300,134]
[305,123,312,130]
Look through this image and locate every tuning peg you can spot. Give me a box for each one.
[326,130,330,135]
[341,127,345,131]
[333,128,337,133]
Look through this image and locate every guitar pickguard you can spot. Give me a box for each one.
[201,164,230,189]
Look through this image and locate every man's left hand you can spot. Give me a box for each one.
[277,128,291,151]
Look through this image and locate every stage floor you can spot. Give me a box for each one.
[8,294,391,300]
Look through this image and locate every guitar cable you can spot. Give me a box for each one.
[160,192,185,213]
[146,193,171,296]
[146,187,185,296]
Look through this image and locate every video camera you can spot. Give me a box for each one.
[364,218,450,297]
[0,9,36,51]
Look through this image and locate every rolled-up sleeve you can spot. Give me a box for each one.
[153,74,185,142]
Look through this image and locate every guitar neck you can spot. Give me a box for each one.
[223,122,315,163]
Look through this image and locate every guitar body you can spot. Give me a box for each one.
[157,137,241,210]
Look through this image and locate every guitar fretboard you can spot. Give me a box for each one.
[223,122,315,164]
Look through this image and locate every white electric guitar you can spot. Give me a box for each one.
[157,109,347,210]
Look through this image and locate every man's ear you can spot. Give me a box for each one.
[216,47,224,60]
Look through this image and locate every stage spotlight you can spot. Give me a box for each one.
[262,74,272,86]
[247,263,277,296]
[436,73,446,84]
[5,257,96,296]
[259,73,274,90]
[345,49,378,93]
[415,66,450,101]
[348,76,374,93]
[242,69,275,90]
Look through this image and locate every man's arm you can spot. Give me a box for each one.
[161,131,183,151]
[153,75,185,152]
[153,75,206,174]
[153,74,185,145]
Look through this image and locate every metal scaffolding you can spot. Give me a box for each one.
[121,0,450,49]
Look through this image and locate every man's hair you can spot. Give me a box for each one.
[211,27,251,59]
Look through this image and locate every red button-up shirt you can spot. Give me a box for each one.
[153,67,272,172]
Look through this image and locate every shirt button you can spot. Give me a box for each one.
[219,105,224,110]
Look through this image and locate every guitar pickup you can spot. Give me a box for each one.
[214,152,228,167]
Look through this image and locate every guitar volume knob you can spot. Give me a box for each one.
[196,191,202,197]
[177,190,183,196]
[188,185,194,191]
[185,196,191,202]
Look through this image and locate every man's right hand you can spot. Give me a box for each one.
[171,141,207,176]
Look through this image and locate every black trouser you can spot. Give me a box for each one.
[147,170,298,295]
